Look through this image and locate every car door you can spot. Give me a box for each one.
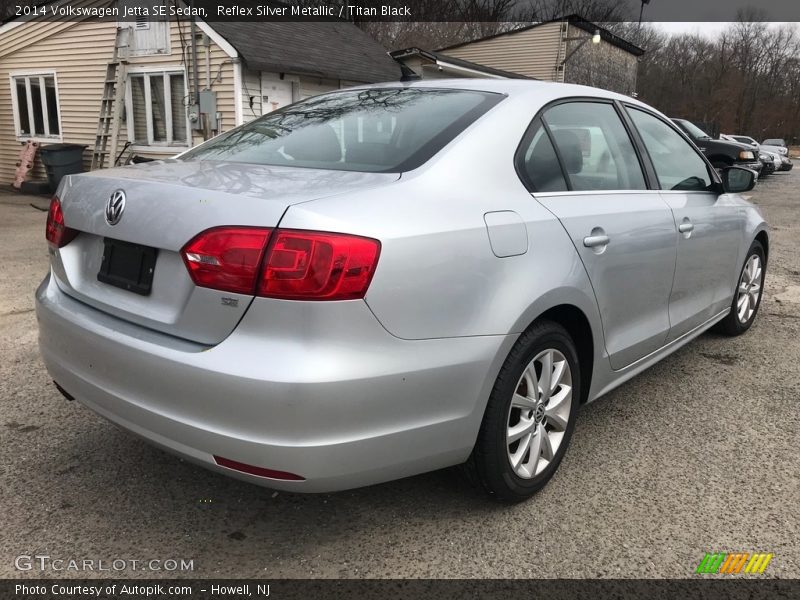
[521,100,677,370]
[626,107,745,341]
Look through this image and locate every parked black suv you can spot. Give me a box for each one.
[672,119,763,176]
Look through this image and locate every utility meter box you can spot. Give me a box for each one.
[197,90,218,131]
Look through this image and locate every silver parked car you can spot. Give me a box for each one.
[37,81,768,501]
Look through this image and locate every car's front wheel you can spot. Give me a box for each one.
[467,321,581,502]
[714,240,766,336]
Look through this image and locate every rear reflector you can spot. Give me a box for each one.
[45,196,78,248]
[213,455,305,481]
[181,227,380,300]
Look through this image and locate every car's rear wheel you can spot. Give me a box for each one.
[714,240,766,336]
[467,321,580,502]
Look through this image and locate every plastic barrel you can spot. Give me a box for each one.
[39,143,88,192]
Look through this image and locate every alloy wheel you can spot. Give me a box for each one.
[506,349,572,479]
[737,254,762,323]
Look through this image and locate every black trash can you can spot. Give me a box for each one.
[39,143,88,192]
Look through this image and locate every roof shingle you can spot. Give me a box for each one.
[210,21,402,83]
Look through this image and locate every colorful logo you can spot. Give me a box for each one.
[696,552,773,574]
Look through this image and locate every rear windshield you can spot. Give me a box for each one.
[180,88,504,172]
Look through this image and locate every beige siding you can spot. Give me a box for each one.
[442,22,565,81]
[240,67,262,123]
[0,15,237,185]
[562,24,639,95]
[0,20,117,182]
[298,75,340,99]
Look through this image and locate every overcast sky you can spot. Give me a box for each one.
[654,22,799,38]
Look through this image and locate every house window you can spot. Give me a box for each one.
[126,71,189,147]
[11,73,61,140]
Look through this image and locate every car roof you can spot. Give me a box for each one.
[346,78,651,109]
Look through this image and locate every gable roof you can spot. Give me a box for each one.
[438,14,644,57]
[210,21,402,83]
[390,47,532,79]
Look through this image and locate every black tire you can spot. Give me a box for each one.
[466,320,581,502]
[714,240,766,336]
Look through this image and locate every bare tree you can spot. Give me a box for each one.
[635,16,800,142]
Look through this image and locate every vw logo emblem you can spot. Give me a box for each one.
[105,189,126,226]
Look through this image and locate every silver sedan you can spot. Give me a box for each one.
[36,80,768,501]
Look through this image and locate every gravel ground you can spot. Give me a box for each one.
[0,173,797,579]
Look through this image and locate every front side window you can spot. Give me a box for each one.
[127,71,188,146]
[628,108,713,192]
[181,88,504,172]
[12,73,61,139]
[542,102,647,191]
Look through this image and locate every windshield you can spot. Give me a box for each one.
[763,139,786,146]
[678,120,712,139]
[180,88,504,172]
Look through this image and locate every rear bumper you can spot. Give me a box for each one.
[36,274,513,492]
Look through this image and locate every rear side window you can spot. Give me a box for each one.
[542,102,647,191]
[516,118,568,192]
[627,108,713,192]
[180,88,503,173]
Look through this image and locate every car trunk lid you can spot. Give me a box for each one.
[52,159,398,345]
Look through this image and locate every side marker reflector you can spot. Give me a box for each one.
[213,455,305,481]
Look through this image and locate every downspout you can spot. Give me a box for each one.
[190,1,200,105]
[204,33,211,88]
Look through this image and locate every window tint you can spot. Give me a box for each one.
[517,119,568,192]
[628,108,712,192]
[542,102,646,191]
[182,89,504,173]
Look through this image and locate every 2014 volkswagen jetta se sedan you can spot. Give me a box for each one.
[37,80,768,501]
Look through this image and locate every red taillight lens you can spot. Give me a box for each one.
[45,196,78,248]
[258,230,381,300]
[181,227,380,300]
[181,227,272,295]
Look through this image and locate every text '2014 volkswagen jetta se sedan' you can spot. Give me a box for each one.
[37,80,768,501]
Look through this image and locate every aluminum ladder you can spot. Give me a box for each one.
[91,27,132,170]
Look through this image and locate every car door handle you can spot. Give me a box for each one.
[678,222,694,233]
[583,234,610,248]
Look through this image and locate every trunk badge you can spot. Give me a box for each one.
[105,189,126,226]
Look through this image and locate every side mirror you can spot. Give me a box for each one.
[721,166,756,193]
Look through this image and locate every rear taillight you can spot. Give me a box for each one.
[258,230,380,301]
[45,196,78,248]
[181,227,272,295]
[180,227,380,300]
